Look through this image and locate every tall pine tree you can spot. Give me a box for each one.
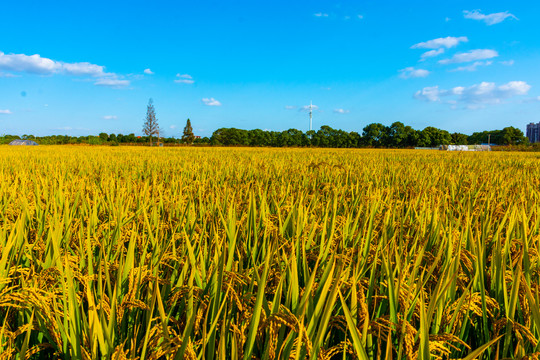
[182,118,195,144]
[142,98,159,146]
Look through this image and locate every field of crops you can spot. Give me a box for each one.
[0,146,539,359]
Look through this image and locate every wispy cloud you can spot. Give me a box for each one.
[0,50,130,88]
[284,105,297,110]
[314,12,329,17]
[300,104,319,112]
[399,67,430,79]
[439,49,498,64]
[0,109,12,114]
[202,97,221,106]
[523,96,540,103]
[62,62,106,76]
[500,60,514,66]
[103,115,118,120]
[420,48,445,60]
[170,125,177,129]
[0,72,20,78]
[414,81,530,107]
[94,78,130,88]
[414,86,442,102]
[411,36,468,49]
[450,61,493,72]
[144,68,154,75]
[334,108,350,114]
[463,10,518,25]
[175,73,194,84]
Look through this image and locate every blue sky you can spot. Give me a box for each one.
[1,0,539,137]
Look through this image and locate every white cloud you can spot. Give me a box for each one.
[0,109,12,114]
[421,48,445,60]
[498,81,530,95]
[439,49,498,64]
[357,14,364,19]
[334,108,350,114]
[0,51,61,74]
[300,104,319,112]
[314,13,329,17]
[414,86,443,102]
[0,50,131,88]
[463,10,518,25]
[144,68,154,75]
[500,60,514,66]
[285,105,296,110]
[62,62,105,76]
[450,61,493,72]
[202,97,221,106]
[0,51,107,76]
[399,67,430,79]
[411,36,468,49]
[94,78,130,88]
[175,73,194,84]
[170,125,177,129]
[103,115,118,120]
[415,81,530,106]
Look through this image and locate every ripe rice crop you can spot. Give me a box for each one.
[0,146,539,359]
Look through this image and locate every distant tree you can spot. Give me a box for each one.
[403,126,419,147]
[248,129,267,146]
[142,98,160,146]
[127,133,137,143]
[181,118,195,144]
[451,132,468,145]
[99,132,109,142]
[387,122,407,147]
[501,126,527,145]
[362,123,387,147]
[109,134,117,142]
[211,128,249,146]
[417,127,451,147]
[88,136,102,145]
[349,131,362,147]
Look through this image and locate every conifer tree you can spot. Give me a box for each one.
[182,118,195,144]
[143,98,159,146]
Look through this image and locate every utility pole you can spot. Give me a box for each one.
[488,133,491,146]
[309,100,313,132]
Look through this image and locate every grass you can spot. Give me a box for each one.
[0,146,539,359]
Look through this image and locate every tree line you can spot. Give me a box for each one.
[0,122,527,147]
[208,123,527,148]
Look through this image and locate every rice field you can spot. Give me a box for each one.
[0,146,539,359]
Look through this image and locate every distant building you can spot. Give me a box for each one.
[9,140,38,146]
[527,122,540,143]
[439,144,491,151]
